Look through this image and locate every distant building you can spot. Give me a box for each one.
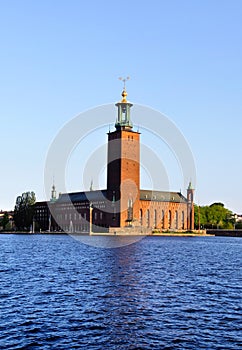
[0,210,14,230]
[235,214,242,223]
[35,88,194,233]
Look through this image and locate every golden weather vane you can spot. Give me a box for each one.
[119,76,130,90]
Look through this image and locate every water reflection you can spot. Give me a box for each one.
[71,234,146,248]
[94,242,150,347]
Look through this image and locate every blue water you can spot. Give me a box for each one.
[0,234,241,349]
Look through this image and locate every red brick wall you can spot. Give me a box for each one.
[139,200,188,230]
[107,129,140,227]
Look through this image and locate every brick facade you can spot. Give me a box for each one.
[35,89,194,233]
[107,129,140,227]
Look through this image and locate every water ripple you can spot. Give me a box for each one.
[0,234,241,349]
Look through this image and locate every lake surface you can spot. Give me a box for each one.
[0,234,241,349]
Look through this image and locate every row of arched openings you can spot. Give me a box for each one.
[139,209,185,229]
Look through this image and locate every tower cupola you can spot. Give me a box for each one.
[115,77,133,130]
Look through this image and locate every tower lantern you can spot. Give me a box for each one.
[115,77,133,130]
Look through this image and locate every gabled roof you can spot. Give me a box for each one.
[140,189,187,203]
[57,190,107,203]
[35,189,187,205]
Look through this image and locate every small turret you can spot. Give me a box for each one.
[50,184,57,202]
[187,181,194,230]
[187,181,194,202]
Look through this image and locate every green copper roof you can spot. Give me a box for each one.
[188,181,193,190]
[140,190,187,203]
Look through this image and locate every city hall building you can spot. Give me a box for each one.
[35,88,194,233]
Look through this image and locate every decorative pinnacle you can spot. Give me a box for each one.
[119,76,130,102]
[52,175,56,191]
[119,76,130,90]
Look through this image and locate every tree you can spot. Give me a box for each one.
[194,205,207,228]
[194,202,233,229]
[235,221,242,229]
[13,192,36,231]
[0,212,9,230]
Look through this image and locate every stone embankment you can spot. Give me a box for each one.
[206,229,242,237]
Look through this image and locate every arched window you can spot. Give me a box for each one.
[175,210,178,229]
[161,210,165,228]
[140,209,143,226]
[147,209,150,228]
[182,211,185,229]
[168,210,172,229]
[154,209,157,228]
[127,198,133,221]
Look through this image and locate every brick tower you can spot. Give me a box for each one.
[107,86,140,227]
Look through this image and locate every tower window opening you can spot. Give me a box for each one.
[121,106,126,121]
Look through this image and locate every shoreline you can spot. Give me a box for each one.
[1,230,241,237]
[0,231,213,237]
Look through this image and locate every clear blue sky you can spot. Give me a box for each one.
[0,0,241,213]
